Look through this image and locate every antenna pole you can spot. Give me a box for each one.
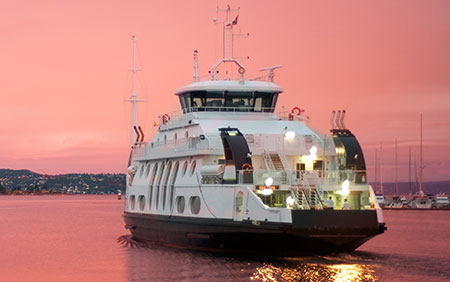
[193,50,200,82]
[125,36,147,146]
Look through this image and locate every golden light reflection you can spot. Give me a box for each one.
[250,262,376,282]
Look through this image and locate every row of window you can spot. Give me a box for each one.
[128,195,201,215]
[132,159,198,212]
[137,159,197,180]
[152,131,190,146]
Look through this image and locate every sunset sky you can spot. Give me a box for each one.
[1,0,449,181]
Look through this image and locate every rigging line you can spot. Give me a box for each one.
[195,173,218,219]
[136,75,148,132]
[123,67,132,144]
[136,43,150,133]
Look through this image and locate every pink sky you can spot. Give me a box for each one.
[1,0,449,181]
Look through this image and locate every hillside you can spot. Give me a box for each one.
[0,169,125,194]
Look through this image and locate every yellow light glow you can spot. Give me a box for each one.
[337,179,350,196]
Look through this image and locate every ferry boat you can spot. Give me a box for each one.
[123,6,386,255]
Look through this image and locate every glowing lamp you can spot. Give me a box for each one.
[264,177,274,187]
[284,131,296,139]
[286,196,295,206]
[260,188,273,196]
[309,145,317,157]
[338,179,350,196]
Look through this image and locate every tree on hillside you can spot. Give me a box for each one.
[0,183,6,194]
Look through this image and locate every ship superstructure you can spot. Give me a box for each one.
[123,6,386,255]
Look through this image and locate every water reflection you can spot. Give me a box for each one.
[249,262,376,282]
[119,235,378,282]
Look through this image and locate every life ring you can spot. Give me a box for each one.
[162,114,170,124]
[291,107,302,116]
[238,67,245,74]
[241,163,253,174]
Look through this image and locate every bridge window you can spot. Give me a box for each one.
[179,91,278,113]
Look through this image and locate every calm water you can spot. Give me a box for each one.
[0,195,449,282]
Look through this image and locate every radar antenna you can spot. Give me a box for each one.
[258,65,283,82]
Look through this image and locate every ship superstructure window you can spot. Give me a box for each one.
[190,160,197,176]
[155,162,166,210]
[145,162,151,178]
[129,195,136,210]
[185,131,189,138]
[182,161,188,176]
[176,196,185,213]
[162,161,172,210]
[164,135,167,144]
[139,163,145,178]
[169,161,180,210]
[178,91,278,112]
[149,163,158,209]
[138,195,145,211]
[174,133,178,143]
[190,196,201,214]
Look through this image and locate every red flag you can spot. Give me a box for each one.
[232,15,239,25]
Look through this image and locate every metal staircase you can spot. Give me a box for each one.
[292,172,324,210]
[262,150,275,171]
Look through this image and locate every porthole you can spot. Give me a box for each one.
[138,195,145,211]
[182,161,188,176]
[190,196,201,214]
[129,195,136,210]
[176,196,185,214]
[190,160,197,176]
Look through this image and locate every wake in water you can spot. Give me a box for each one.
[117,235,149,249]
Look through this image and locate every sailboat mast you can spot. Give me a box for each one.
[409,145,412,198]
[380,143,384,194]
[419,113,423,193]
[374,148,378,193]
[395,138,398,196]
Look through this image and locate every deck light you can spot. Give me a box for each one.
[309,145,317,157]
[284,131,296,139]
[260,188,273,196]
[339,179,350,196]
[264,177,274,187]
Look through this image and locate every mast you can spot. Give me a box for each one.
[374,148,378,193]
[210,5,246,81]
[125,36,147,146]
[409,145,412,198]
[395,138,398,197]
[419,113,423,194]
[380,143,384,195]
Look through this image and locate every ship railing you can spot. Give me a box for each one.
[236,169,368,187]
[153,106,312,127]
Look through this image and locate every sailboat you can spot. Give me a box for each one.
[409,114,432,209]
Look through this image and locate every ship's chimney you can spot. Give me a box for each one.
[330,110,336,129]
[340,110,346,129]
[335,110,342,129]
[133,126,140,143]
[138,126,145,142]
